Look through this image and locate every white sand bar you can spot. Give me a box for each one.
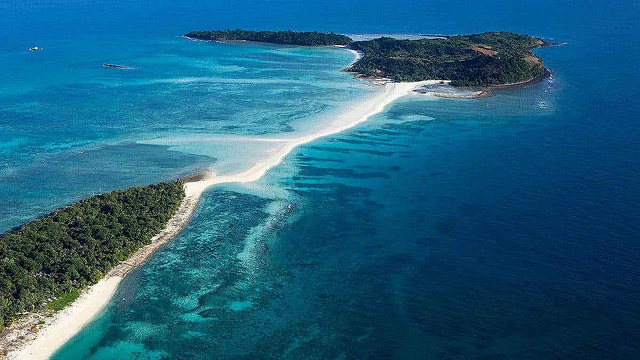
[6,79,439,360]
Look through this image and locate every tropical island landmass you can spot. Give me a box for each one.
[184,29,550,88]
[184,29,353,46]
[3,28,555,359]
[0,181,185,330]
[1,79,435,358]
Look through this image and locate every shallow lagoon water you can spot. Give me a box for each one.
[54,44,640,358]
[3,0,640,359]
[0,36,371,231]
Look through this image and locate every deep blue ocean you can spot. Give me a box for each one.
[2,0,639,359]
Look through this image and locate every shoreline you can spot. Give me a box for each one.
[484,68,552,90]
[348,71,551,98]
[5,186,201,359]
[5,79,439,360]
[413,70,552,100]
[183,34,550,97]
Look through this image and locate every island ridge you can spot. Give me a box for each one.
[185,29,550,86]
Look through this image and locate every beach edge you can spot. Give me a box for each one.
[4,182,202,360]
[4,79,437,360]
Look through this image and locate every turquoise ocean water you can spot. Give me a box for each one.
[2,0,639,358]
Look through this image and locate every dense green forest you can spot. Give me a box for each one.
[186,30,548,86]
[185,29,353,46]
[0,181,185,328]
[347,32,548,86]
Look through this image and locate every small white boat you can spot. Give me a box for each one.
[102,63,131,69]
[28,46,43,51]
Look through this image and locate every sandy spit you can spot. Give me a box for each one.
[4,79,440,360]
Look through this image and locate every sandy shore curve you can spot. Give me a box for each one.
[5,79,439,360]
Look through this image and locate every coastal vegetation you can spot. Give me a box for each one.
[185,29,548,87]
[184,29,353,46]
[347,32,547,85]
[0,181,185,328]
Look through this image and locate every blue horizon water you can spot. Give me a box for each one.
[3,0,640,359]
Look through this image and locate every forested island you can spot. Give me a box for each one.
[348,32,548,86]
[185,29,549,87]
[184,29,352,46]
[0,181,184,328]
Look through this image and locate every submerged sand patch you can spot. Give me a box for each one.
[6,79,439,360]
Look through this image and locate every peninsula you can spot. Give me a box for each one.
[2,79,438,359]
[0,182,185,329]
[184,29,550,87]
[3,29,553,359]
[0,181,188,357]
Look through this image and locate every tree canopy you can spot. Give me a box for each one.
[185,29,353,46]
[185,30,548,86]
[347,32,548,86]
[0,181,185,327]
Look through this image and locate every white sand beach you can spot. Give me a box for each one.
[346,48,363,61]
[6,79,440,360]
[183,80,438,196]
